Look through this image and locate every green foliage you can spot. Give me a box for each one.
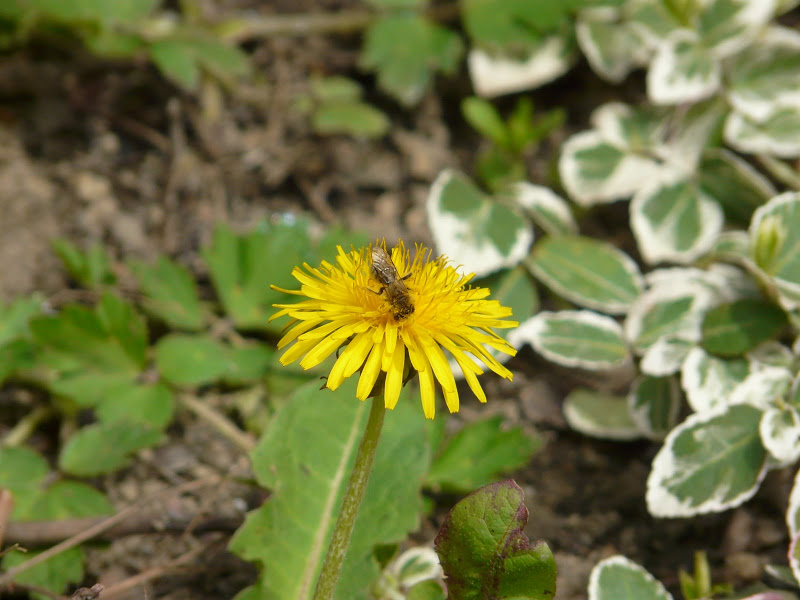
[52,240,116,289]
[434,480,557,599]
[426,416,539,493]
[129,257,206,331]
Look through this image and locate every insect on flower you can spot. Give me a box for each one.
[370,245,415,321]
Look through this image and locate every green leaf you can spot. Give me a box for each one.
[30,0,160,22]
[312,101,390,139]
[462,0,578,52]
[725,106,800,158]
[203,221,310,330]
[155,334,232,386]
[1,547,84,600]
[149,39,199,89]
[589,555,673,600]
[408,580,447,600]
[631,176,723,264]
[130,256,206,331]
[528,235,643,315]
[30,294,147,401]
[59,421,162,476]
[26,481,114,520]
[360,14,463,106]
[647,30,720,105]
[564,388,641,440]
[646,403,767,517]
[228,379,429,600]
[699,149,776,224]
[462,97,510,147]
[363,0,427,7]
[224,342,273,385]
[52,239,116,288]
[760,407,800,464]
[513,183,578,236]
[681,347,750,414]
[576,11,650,83]
[310,75,363,103]
[427,170,533,278]
[149,36,250,90]
[701,299,787,357]
[727,26,800,122]
[697,0,773,57]
[95,382,174,428]
[426,416,539,493]
[434,480,556,600]
[0,446,49,520]
[512,310,630,370]
[628,376,681,439]
[0,295,42,346]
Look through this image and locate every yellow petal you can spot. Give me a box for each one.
[357,339,384,400]
[384,340,405,410]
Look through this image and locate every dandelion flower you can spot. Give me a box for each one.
[271,240,517,418]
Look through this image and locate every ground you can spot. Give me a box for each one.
[0,3,795,599]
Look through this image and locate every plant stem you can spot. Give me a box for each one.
[313,395,386,600]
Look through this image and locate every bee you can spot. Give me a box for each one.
[370,246,414,321]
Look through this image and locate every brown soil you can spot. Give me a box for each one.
[0,4,794,599]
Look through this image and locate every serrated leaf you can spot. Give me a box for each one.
[528,235,643,314]
[155,334,232,386]
[0,295,42,346]
[203,221,310,330]
[628,376,681,439]
[646,403,767,517]
[513,183,578,236]
[589,555,673,600]
[59,421,162,476]
[564,388,641,440]
[149,39,199,89]
[52,239,115,288]
[467,37,573,98]
[725,106,800,158]
[681,347,749,413]
[95,382,174,428]
[699,149,776,224]
[512,310,629,370]
[150,36,250,90]
[426,416,539,493]
[647,30,720,105]
[631,175,723,264]
[228,379,429,600]
[427,170,533,278]
[701,299,787,357]
[360,15,462,106]
[312,101,390,139]
[0,446,49,520]
[30,294,147,401]
[26,481,114,521]
[1,547,84,600]
[750,193,800,309]
[130,256,205,331]
[434,480,556,600]
[727,26,800,122]
[558,130,661,206]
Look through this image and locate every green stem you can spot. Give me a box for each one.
[313,395,386,600]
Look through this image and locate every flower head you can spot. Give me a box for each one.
[271,240,517,418]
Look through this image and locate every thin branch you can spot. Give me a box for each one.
[178,393,256,454]
[0,477,220,588]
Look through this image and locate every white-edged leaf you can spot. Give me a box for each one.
[576,8,651,83]
[729,365,793,410]
[749,341,794,369]
[647,29,720,105]
[467,36,573,98]
[792,532,800,590]
[699,149,776,224]
[697,0,776,59]
[588,555,673,600]
[750,193,800,309]
[709,230,751,260]
[663,99,727,174]
[591,102,668,149]
[725,106,800,158]
[646,403,768,517]
[786,467,800,536]
[512,183,578,235]
[640,337,693,376]
[628,375,681,439]
[510,310,629,370]
[427,169,532,277]
[527,235,643,314]
[681,346,749,414]
[760,407,800,464]
[727,26,800,122]
[564,389,641,441]
[631,174,723,264]
[558,130,661,206]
